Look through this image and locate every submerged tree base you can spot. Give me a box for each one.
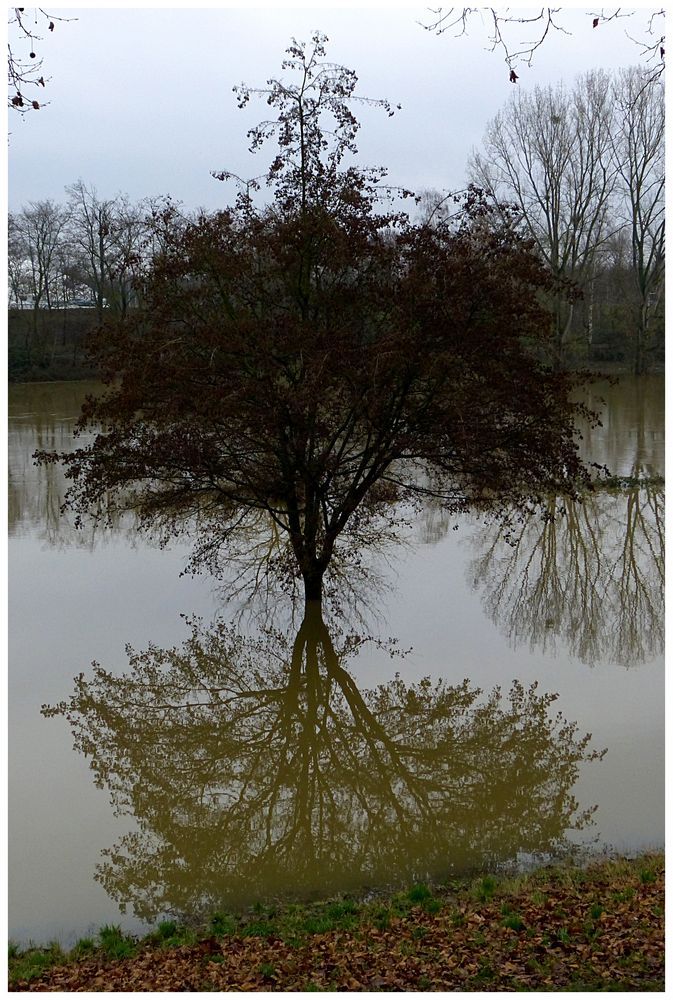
[9,852,664,992]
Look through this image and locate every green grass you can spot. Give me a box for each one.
[372,905,391,930]
[7,941,66,983]
[407,882,432,903]
[148,920,198,949]
[98,924,137,960]
[475,874,498,902]
[156,919,178,939]
[209,912,237,937]
[240,920,276,938]
[70,936,96,959]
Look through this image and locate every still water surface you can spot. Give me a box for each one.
[8,377,664,945]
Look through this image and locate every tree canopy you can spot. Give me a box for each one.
[37,33,597,612]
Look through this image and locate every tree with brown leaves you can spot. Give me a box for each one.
[36,34,596,612]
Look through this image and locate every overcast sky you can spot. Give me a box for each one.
[7,5,663,213]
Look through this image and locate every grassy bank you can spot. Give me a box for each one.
[9,852,663,992]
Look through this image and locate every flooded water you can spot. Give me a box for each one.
[8,376,664,946]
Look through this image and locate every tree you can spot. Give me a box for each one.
[37,35,596,614]
[64,181,117,318]
[471,66,665,372]
[609,67,665,374]
[43,607,603,922]
[64,182,151,318]
[99,194,148,318]
[7,212,29,307]
[19,198,69,311]
[470,71,617,366]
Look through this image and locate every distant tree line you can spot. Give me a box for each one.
[9,66,664,379]
[7,181,190,378]
[8,179,168,316]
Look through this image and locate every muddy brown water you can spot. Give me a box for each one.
[8,376,664,946]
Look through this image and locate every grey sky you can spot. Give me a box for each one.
[7,6,662,213]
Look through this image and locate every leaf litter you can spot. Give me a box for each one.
[9,853,664,992]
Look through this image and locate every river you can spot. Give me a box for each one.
[8,376,664,946]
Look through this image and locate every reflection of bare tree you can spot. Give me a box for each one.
[44,606,603,923]
[8,381,135,548]
[577,376,665,478]
[470,482,664,666]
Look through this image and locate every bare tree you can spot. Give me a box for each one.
[7,211,30,307]
[470,71,616,365]
[65,181,117,317]
[38,36,598,615]
[102,194,148,317]
[19,199,69,311]
[64,182,151,318]
[610,67,665,374]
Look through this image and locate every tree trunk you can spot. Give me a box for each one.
[634,304,646,376]
[303,568,323,604]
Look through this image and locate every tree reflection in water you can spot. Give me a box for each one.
[44,604,604,924]
[468,481,664,666]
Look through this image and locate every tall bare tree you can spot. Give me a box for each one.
[7,211,29,307]
[19,199,69,311]
[38,36,597,614]
[609,67,665,374]
[64,181,116,317]
[101,194,148,317]
[470,71,616,365]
